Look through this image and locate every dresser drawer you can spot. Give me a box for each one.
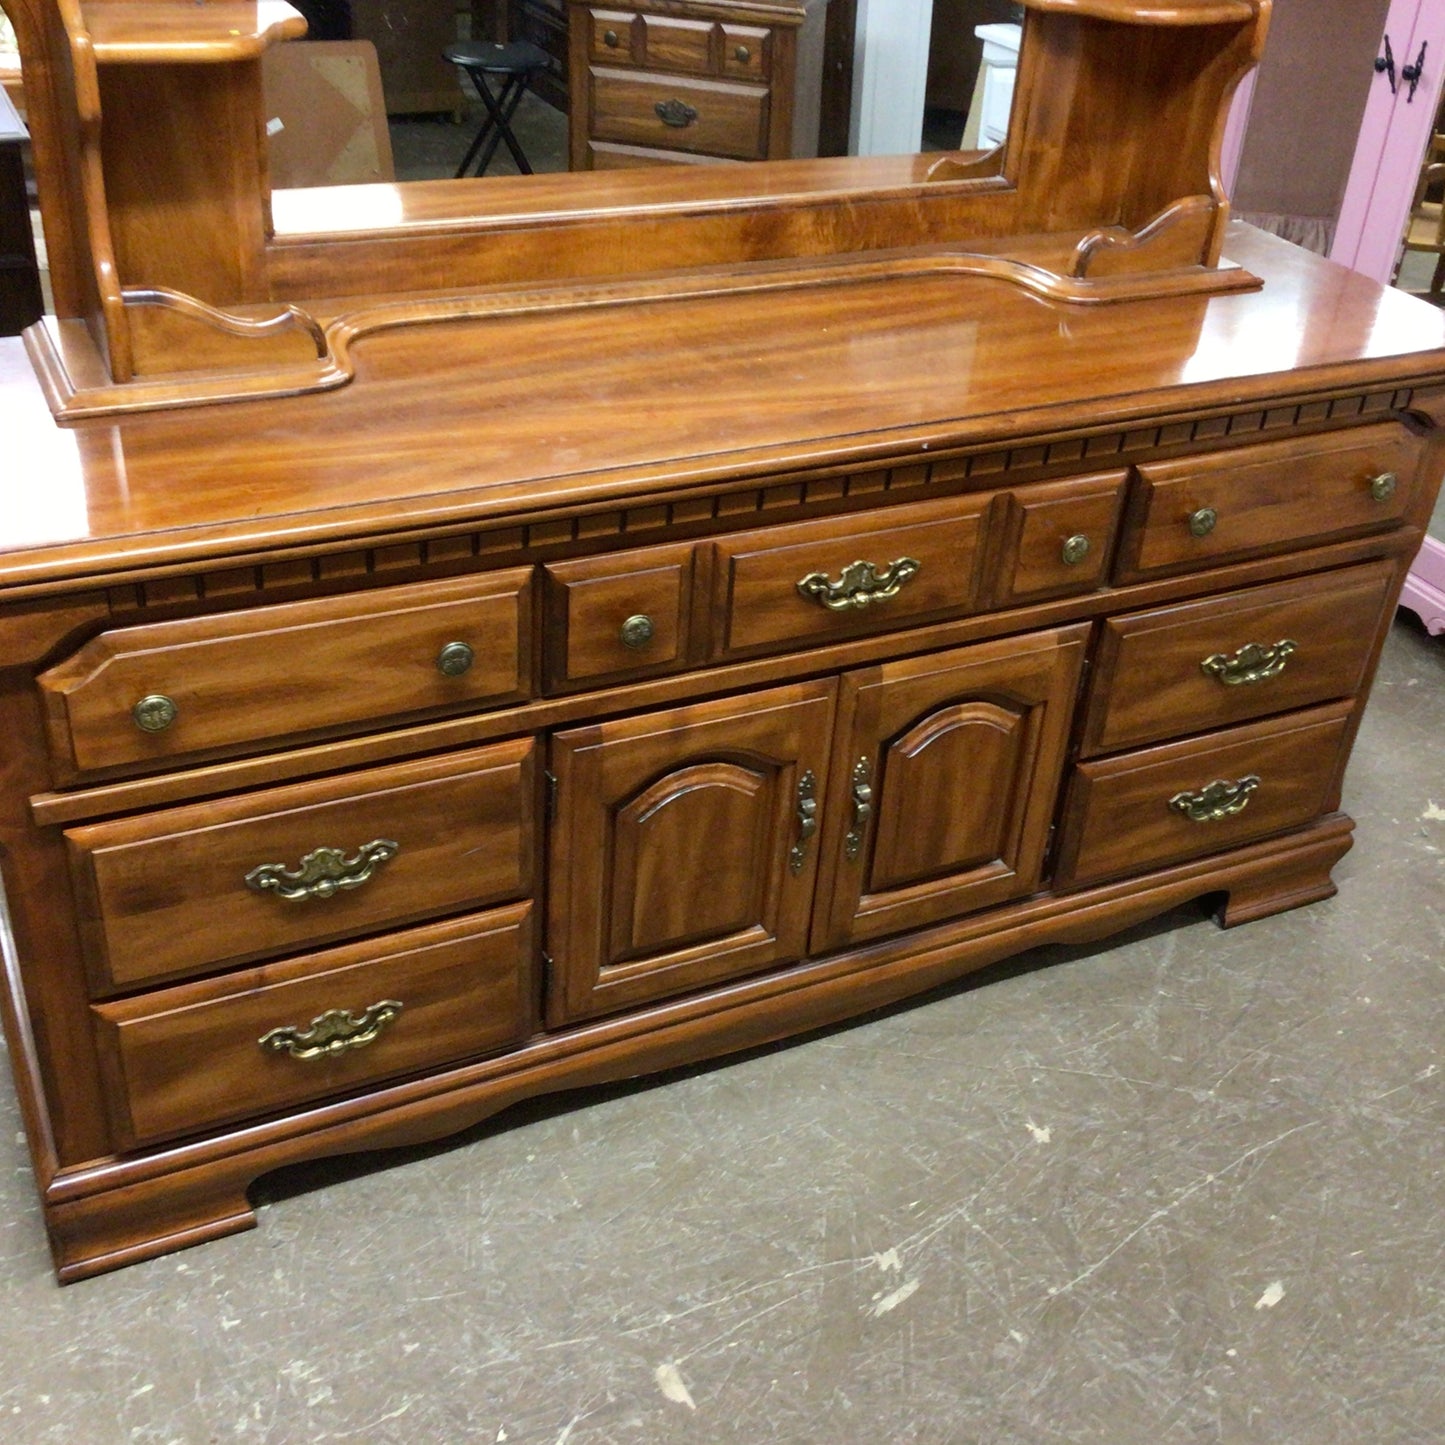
[992,471,1127,605]
[1054,702,1354,888]
[1115,424,1422,582]
[38,570,534,781]
[67,739,535,993]
[708,494,993,658]
[1080,560,1395,755]
[586,11,771,80]
[589,66,768,159]
[92,905,535,1149]
[544,542,695,689]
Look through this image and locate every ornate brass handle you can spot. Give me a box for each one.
[1169,775,1260,823]
[1201,639,1297,686]
[259,1000,403,1061]
[796,557,921,612]
[656,99,699,128]
[1188,506,1218,538]
[845,757,872,862]
[789,770,818,875]
[132,694,178,733]
[245,839,399,901]
[1370,471,1398,502]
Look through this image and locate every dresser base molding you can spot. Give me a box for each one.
[19,815,1354,1283]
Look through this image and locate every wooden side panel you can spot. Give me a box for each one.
[811,625,1088,952]
[547,678,835,1024]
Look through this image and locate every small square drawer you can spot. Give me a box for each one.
[1054,702,1354,889]
[589,68,768,159]
[38,569,534,782]
[1115,424,1423,582]
[544,542,695,689]
[67,738,535,994]
[1079,559,1395,756]
[992,470,1127,605]
[720,26,770,80]
[708,493,993,658]
[91,904,535,1149]
[588,11,712,73]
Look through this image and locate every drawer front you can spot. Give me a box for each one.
[68,738,535,993]
[586,12,772,80]
[992,471,1127,605]
[544,542,694,689]
[1116,424,1422,582]
[589,67,768,159]
[1055,702,1354,889]
[39,570,534,780]
[720,26,770,81]
[1081,560,1396,755]
[710,495,993,657]
[92,905,535,1149]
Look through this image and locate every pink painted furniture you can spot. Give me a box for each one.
[1400,536,1445,632]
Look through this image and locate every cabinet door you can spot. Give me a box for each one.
[810,626,1088,953]
[546,680,836,1025]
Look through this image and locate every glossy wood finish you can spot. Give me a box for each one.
[67,738,536,991]
[92,903,536,1148]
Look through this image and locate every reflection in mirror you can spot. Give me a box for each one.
[265,0,1023,190]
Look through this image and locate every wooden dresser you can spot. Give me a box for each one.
[566,0,826,167]
[3,0,1443,1282]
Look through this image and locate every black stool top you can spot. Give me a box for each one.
[443,40,552,76]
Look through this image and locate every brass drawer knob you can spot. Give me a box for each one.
[259,1000,403,1061]
[132,693,178,733]
[797,557,921,611]
[245,839,399,902]
[1061,533,1092,566]
[1201,639,1297,686]
[1188,506,1218,538]
[436,641,475,677]
[619,614,655,650]
[1370,471,1398,502]
[735,45,751,63]
[1169,775,1260,823]
[603,28,619,47]
[655,98,699,128]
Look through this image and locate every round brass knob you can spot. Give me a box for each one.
[735,45,751,64]
[1188,506,1218,538]
[1370,471,1398,502]
[1061,534,1091,566]
[132,694,178,733]
[436,641,475,677]
[604,28,619,46]
[620,614,655,650]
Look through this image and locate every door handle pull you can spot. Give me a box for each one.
[1376,32,1398,94]
[1403,40,1429,102]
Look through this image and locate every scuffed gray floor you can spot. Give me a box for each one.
[1,617,1441,1444]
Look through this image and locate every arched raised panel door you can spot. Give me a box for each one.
[810,625,1089,953]
[546,679,837,1025]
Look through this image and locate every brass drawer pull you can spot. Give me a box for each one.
[259,1000,403,1061]
[1370,470,1398,502]
[436,641,475,677]
[1169,775,1260,823]
[655,99,699,128]
[845,756,872,862]
[1061,534,1092,566]
[603,28,619,46]
[245,839,400,902]
[619,614,655,649]
[1201,639,1297,686]
[789,769,818,874]
[734,45,751,63]
[1188,506,1218,537]
[797,557,921,611]
[132,694,178,733]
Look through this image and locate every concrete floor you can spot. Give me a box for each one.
[0,614,1442,1444]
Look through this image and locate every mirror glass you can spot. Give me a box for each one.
[263,1,1023,192]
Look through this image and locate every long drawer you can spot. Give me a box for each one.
[1079,560,1395,755]
[39,570,534,780]
[1054,702,1355,888]
[67,738,536,993]
[92,905,535,1149]
[588,66,769,159]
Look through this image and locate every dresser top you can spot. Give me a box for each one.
[3,227,1444,595]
